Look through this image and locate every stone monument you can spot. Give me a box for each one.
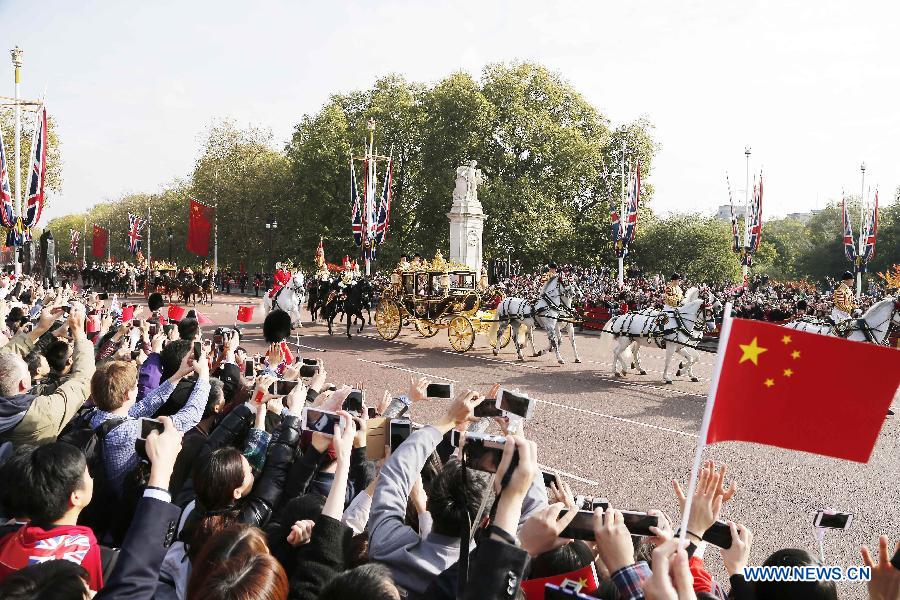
[447,160,486,273]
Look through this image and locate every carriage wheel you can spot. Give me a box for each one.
[448,316,475,352]
[415,319,440,338]
[375,300,402,341]
[488,322,513,349]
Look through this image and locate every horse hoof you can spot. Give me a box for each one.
[678,362,684,370]
[675,370,682,377]
[574,359,582,364]
[347,334,352,339]
[558,360,565,365]
[639,370,647,376]
[517,356,525,362]
[492,349,499,356]
[665,379,673,385]
[691,377,700,382]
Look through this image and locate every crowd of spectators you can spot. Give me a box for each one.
[0,270,897,600]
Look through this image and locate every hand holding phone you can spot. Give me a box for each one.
[426,382,453,399]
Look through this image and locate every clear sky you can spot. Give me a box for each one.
[2,0,898,223]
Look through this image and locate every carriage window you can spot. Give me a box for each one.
[416,274,429,296]
[403,275,415,295]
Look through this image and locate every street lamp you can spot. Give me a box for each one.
[265,215,278,273]
[167,227,173,262]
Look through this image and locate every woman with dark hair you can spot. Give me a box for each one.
[188,525,287,600]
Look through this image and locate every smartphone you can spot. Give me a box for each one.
[299,364,320,377]
[244,359,255,377]
[426,382,453,399]
[559,510,596,541]
[702,520,734,549]
[343,390,364,414]
[302,358,318,366]
[269,380,299,396]
[621,511,658,537]
[462,432,516,474]
[148,324,159,337]
[389,418,412,452]
[497,389,535,419]
[132,319,141,327]
[98,292,109,300]
[300,407,345,437]
[450,429,462,448]
[367,406,378,419]
[140,417,164,439]
[813,511,853,530]
[193,341,201,360]
[473,399,502,418]
[541,470,558,488]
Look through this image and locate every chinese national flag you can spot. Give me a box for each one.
[706,319,900,463]
[237,305,254,323]
[186,198,214,256]
[92,225,108,259]
[167,304,186,321]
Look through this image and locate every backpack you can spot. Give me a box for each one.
[58,406,125,478]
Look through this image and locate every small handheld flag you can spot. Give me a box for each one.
[237,305,255,323]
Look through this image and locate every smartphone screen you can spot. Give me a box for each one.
[193,341,201,360]
[463,434,513,474]
[299,364,319,377]
[815,512,853,530]
[621,511,658,537]
[139,418,164,439]
[701,520,733,548]
[132,319,141,327]
[389,419,412,452]
[559,510,596,541]
[367,406,377,419]
[302,408,343,436]
[302,358,318,366]
[269,380,299,396]
[148,324,159,337]
[541,470,558,488]
[343,390,364,414]
[498,389,533,419]
[244,359,255,377]
[473,399,502,418]
[426,383,453,399]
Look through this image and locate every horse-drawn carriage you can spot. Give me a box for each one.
[374,266,511,352]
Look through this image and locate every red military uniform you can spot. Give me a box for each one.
[269,268,291,297]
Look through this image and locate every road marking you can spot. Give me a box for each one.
[439,350,544,370]
[534,398,698,438]
[537,463,599,486]
[356,358,459,382]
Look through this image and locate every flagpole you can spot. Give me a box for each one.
[82,220,86,266]
[11,47,23,276]
[366,121,375,277]
[106,223,110,262]
[742,146,751,286]
[677,301,735,541]
[617,138,626,287]
[146,205,151,266]
[856,162,865,298]
[213,169,219,277]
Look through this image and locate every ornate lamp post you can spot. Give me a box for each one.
[265,215,278,273]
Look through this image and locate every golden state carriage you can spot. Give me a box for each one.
[374,254,511,352]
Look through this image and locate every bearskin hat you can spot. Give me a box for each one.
[148,293,164,312]
[263,309,292,343]
[841,271,854,281]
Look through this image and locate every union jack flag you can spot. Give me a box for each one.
[23,105,48,228]
[70,229,80,257]
[622,162,640,245]
[841,194,856,263]
[29,533,91,566]
[375,156,393,244]
[0,128,13,228]
[127,213,144,255]
[860,190,878,266]
[350,161,362,246]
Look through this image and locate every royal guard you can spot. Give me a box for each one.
[664,273,684,309]
[831,271,856,323]
[269,262,291,298]
[340,256,356,286]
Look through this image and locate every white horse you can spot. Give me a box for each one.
[262,272,306,328]
[602,287,706,384]
[491,278,580,364]
[784,297,900,344]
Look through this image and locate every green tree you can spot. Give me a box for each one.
[635,214,741,283]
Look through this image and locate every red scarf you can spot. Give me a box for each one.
[0,523,104,591]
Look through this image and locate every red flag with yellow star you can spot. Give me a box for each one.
[186,198,214,256]
[706,318,900,463]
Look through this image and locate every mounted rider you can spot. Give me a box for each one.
[340,256,358,287]
[269,262,291,298]
[314,238,331,281]
[831,271,856,323]
[533,262,560,325]
[664,273,684,309]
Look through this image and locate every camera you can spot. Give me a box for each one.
[134,418,164,460]
[300,408,346,437]
[213,327,236,347]
[299,364,320,377]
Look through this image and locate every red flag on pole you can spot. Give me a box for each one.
[706,318,899,463]
[186,198,214,256]
[91,225,108,259]
[167,304,186,321]
[237,306,255,323]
